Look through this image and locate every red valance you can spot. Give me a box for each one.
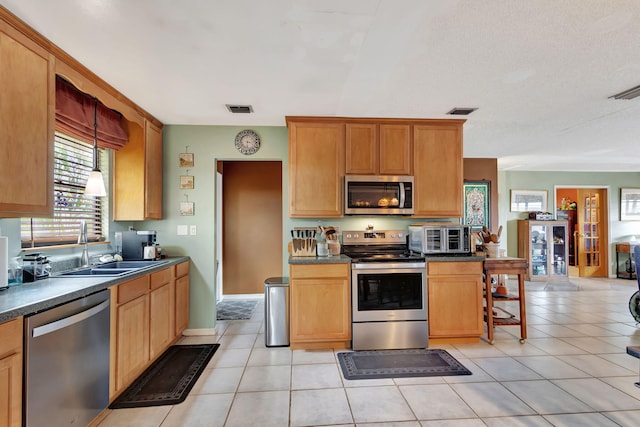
[55,76,128,150]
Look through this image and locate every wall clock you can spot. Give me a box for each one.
[234,129,261,155]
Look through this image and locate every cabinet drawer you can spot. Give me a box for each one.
[117,276,150,304]
[290,263,349,279]
[175,261,189,278]
[150,268,171,290]
[0,317,22,358]
[428,261,482,276]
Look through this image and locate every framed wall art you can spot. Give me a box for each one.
[620,188,640,221]
[180,201,194,216]
[179,152,194,167]
[463,181,490,230]
[180,175,194,189]
[510,189,547,212]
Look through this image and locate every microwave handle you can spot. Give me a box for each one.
[399,183,406,208]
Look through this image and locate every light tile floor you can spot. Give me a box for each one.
[98,276,640,426]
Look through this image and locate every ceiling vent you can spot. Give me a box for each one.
[447,107,477,115]
[226,104,254,113]
[609,85,640,100]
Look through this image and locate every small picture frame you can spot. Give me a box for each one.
[180,175,194,189]
[620,188,640,221]
[179,153,194,168]
[510,189,548,212]
[180,201,194,216]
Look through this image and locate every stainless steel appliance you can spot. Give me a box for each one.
[24,289,110,427]
[344,175,414,215]
[264,277,290,347]
[115,229,158,260]
[343,230,427,350]
[408,223,471,255]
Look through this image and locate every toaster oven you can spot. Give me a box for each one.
[408,223,471,255]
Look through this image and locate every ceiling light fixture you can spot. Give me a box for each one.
[84,98,106,197]
[226,104,254,113]
[447,107,478,116]
[609,84,640,100]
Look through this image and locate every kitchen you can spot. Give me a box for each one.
[2,2,640,426]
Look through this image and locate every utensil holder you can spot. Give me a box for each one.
[291,238,317,257]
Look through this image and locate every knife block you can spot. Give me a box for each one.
[290,238,317,257]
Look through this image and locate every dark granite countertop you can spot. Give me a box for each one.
[0,256,190,323]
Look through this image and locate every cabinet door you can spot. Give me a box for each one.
[0,317,22,427]
[150,282,173,359]
[0,26,54,217]
[345,123,378,174]
[288,121,345,217]
[379,124,411,175]
[413,123,463,217]
[145,120,163,219]
[115,294,149,392]
[175,275,190,335]
[428,274,483,338]
[290,277,350,342]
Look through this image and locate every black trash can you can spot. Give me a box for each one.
[264,277,290,347]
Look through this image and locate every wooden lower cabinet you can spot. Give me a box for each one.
[0,317,23,427]
[427,261,483,344]
[175,261,190,335]
[111,263,189,399]
[150,268,174,359]
[290,263,351,349]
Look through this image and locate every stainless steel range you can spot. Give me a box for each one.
[343,229,428,350]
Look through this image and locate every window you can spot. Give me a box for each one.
[21,132,106,247]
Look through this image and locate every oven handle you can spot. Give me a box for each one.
[352,262,425,270]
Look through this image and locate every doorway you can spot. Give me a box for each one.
[217,161,283,296]
[555,187,609,278]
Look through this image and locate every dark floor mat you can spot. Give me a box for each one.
[110,344,219,408]
[337,348,472,380]
[216,299,258,320]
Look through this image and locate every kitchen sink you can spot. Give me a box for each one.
[92,261,161,269]
[54,268,135,277]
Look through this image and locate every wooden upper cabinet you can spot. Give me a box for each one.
[0,23,54,217]
[287,118,345,217]
[413,121,464,218]
[114,119,163,220]
[345,123,411,175]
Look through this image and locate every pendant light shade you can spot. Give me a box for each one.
[84,98,106,197]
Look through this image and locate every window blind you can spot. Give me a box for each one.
[21,133,104,247]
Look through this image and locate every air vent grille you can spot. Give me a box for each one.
[609,85,640,100]
[226,104,254,113]
[447,107,477,115]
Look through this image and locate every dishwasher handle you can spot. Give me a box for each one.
[32,299,110,338]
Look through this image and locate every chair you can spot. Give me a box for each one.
[626,246,640,388]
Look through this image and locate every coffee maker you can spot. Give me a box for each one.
[115,230,158,260]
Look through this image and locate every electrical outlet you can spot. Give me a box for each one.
[177,225,188,236]
[190,225,197,235]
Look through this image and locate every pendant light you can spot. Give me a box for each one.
[84,97,106,197]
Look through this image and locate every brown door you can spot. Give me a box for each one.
[222,161,283,294]
[576,188,608,277]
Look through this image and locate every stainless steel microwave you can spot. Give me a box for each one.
[344,175,414,215]
[408,223,471,254]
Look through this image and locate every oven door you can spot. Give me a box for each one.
[351,262,427,322]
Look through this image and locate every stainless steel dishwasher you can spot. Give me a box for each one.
[24,289,110,427]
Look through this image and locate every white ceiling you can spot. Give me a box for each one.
[3,0,640,172]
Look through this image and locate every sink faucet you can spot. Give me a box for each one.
[78,220,89,267]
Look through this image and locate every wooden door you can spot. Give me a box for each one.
[577,189,608,277]
[115,294,149,391]
[149,282,173,358]
[379,124,411,175]
[144,120,163,219]
[345,123,378,174]
[175,274,190,335]
[222,161,282,295]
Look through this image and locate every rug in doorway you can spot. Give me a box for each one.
[337,349,472,380]
[109,344,219,408]
[216,299,258,320]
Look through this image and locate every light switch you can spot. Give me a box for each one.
[177,225,188,235]
[190,225,197,235]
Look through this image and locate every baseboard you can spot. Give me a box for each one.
[220,293,263,300]
[183,327,219,336]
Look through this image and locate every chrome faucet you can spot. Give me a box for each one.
[78,220,89,267]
